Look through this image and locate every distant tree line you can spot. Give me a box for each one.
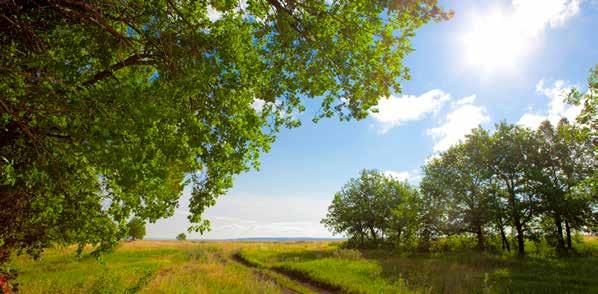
[322,67,597,256]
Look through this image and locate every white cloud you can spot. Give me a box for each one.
[463,0,581,71]
[207,1,248,22]
[252,98,266,113]
[371,90,451,133]
[207,6,222,22]
[517,79,581,129]
[454,94,477,106]
[383,170,422,184]
[512,0,580,33]
[427,95,490,152]
[146,191,334,239]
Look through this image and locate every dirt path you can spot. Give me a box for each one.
[230,253,335,294]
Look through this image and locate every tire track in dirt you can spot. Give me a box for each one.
[230,253,336,294]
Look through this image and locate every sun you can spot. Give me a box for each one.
[462,9,529,72]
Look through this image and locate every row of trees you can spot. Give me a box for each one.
[420,120,595,255]
[323,121,595,255]
[323,68,597,256]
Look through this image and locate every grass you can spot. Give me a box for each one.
[237,237,598,294]
[10,241,285,293]
[9,237,598,293]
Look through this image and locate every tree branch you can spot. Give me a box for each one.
[83,54,153,86]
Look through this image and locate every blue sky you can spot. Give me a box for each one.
[147,0,598,239]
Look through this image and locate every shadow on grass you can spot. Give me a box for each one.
[255,247,598,293]
[363,250,598,293]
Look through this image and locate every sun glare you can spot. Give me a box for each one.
[462,9,529,72]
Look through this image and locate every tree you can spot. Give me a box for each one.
[388,181,421,248]
[0,0,452,266]
[321,169,418,247]
[127,218,146,241]
[529,120,595,252]
[487,123,539,256]
[419,159,450,250]
[567,65,598,231]
[420,128,494,251]
[176,233,187,241]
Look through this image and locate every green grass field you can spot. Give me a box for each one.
[9,238,598,293]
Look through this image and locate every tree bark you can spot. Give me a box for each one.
[554,213,566,252]
[565,220,572,249]
[497,217,510,252]
[513,215,525,256]
[499,226,510,252]
[369,226,378,244]
[507,186,525,256]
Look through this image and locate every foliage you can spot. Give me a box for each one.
[566,65,598,229]
[324,100,595,256]
[420,129,493,251]
[0,0,452,264]
[176,233,187,241]
[127,218,146,241]
[321,169,420,247]
[418,118,596,256]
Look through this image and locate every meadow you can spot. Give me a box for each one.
[9,237,598,294]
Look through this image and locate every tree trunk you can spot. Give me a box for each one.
[358,226,365,247]
[397,228,402,245]
[565,220,572,249]
[475,224,485,251]
[369,226,378,243]
[497,218,510,252]
[554,213,566,252]
[507,188,525,256]
[513,216,525,256]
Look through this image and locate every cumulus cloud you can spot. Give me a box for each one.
[513,0,580,37]
[454,95,477,106]
[427,95,490,152]
[512,0,580,34]
[517,79,581,129]
[462,0,581,70]
[371,90,451,134]
[252,98,266,113]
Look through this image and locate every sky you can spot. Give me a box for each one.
[147,0,598,239]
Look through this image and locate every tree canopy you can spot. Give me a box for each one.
[127,217,146,241]
[0,0,451,260]
[176,233,187,241]
[321,169,420,247]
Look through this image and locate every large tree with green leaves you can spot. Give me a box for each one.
[0,0,451,265]
[321,169,418,247]
[486,123,539,256]
[127,217,146,241]
[529,120,595,252]
[421,128,494,251]
[567,65,598,234]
